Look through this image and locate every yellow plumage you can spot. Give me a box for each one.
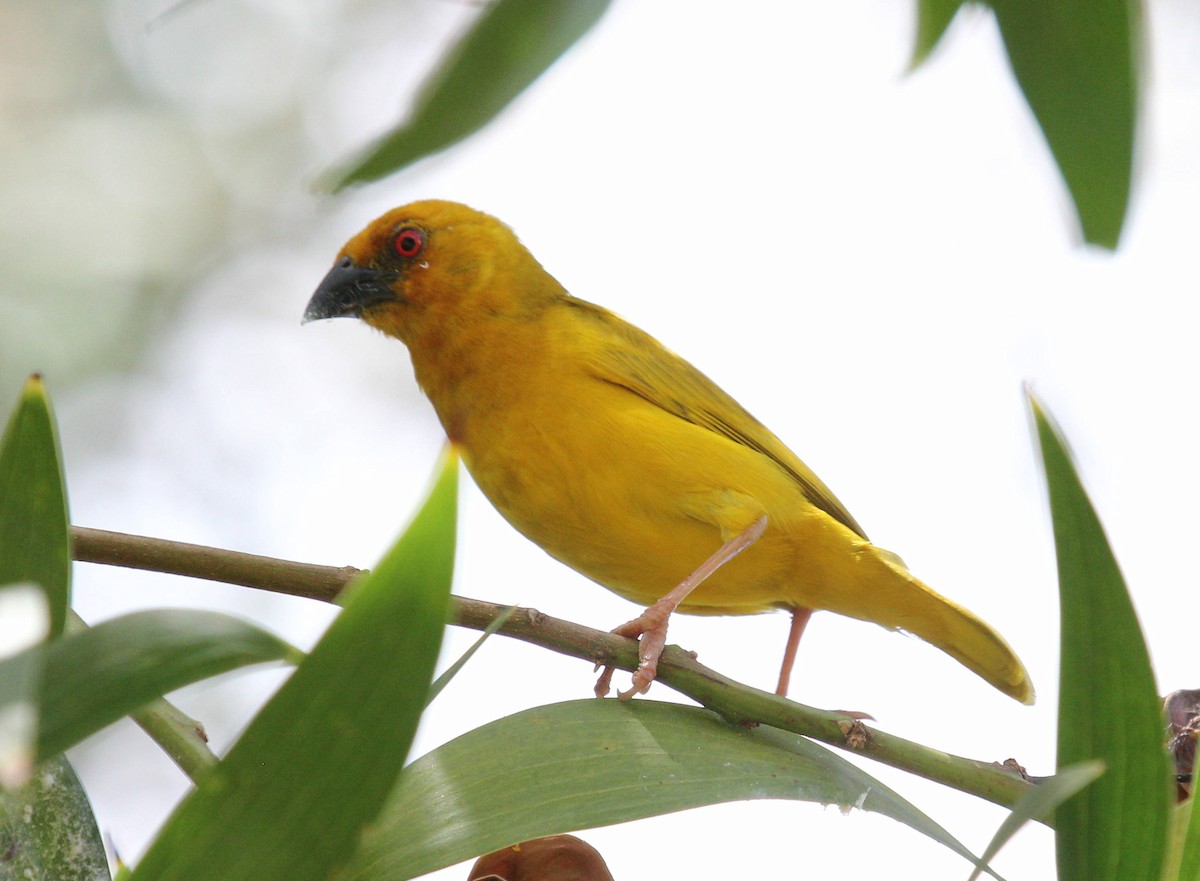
[305,199,1033,705]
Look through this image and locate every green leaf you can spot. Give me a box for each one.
[0,376,70,639]
[0,755,110,881]
[1029,391,1170,881]
[333,0,612,188]
[911,0,968,68]
[1168,797,1196,881]
[968,760,1105,881]
[129,451,458,881]
[30,609,296,762]
[344,699,996,881]
[426,604,517,705]
[990,0,1141,248]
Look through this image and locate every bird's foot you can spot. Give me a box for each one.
[593,607,671,700]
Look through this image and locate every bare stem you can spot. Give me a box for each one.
[69,525,1037,816]
[130,699,219,783]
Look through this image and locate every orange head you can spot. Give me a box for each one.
[303,200,563,346]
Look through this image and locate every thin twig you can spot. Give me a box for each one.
[71,526,359,602]
[69,525,1038,815]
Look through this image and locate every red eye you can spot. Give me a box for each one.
[393,227,425,259]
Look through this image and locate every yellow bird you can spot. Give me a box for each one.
[304,200,1033,705]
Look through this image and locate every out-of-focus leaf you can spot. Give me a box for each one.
[344,699,998,881]
[0,376,70,638]
[129,451,458,881]
[991,0,1141,248]
[29,609,296,762]
[1168,797,1196,881]
[968,760,1105,881]
[911,0,968,68]
[333,0,612,188]
[0,755,109,881]
[1029,391,1169,881]
[0,584,49,789]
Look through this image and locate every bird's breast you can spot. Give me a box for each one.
[448,367,808,613]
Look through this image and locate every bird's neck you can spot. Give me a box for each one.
[406,307,550,446]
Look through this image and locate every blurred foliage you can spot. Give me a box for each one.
[127,452,457,881]
[912,0,1141,247]
[0,0,451,393]
[0,756,109,881]
[0,0,1147,405]
[333,0,612,187]
[29,609,295,762]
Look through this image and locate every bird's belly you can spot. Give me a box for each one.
[457,393,813,615]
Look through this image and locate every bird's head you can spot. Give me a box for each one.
[303,200,560,345]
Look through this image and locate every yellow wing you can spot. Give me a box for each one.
[563,297,867,539]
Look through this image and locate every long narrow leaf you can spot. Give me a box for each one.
[31,609,297,762]
[0,376,70,639]
[345,699,997,881]
[333,0,612,188]
[1029,392,1170,881]
[991,0,1141,248]
[426,604,517,705]
[968,760,1105,881]
[129,451,458,881]
[1169,797,1198,881]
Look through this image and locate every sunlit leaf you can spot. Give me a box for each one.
[345,699,996,881]
[129,451,458,881]
[333,0,612,188]
[1029,391,1170,881]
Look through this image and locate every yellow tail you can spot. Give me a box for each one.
[840,546,1034,704]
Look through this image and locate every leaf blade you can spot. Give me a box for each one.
[0,755,110,881]
[968,760,1105,881]
[333,0,612,188]
[33,609,295,762]
[129,451,458,881]
[991,0,1141,248]
[0,376,70,639]
[911,0,968,69]
[346,699,994,881]
[1029,392,1170,881]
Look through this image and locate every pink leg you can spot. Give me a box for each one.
[775,607,812,696]
[595,515,768,700]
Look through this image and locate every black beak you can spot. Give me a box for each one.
[303,257,398,323]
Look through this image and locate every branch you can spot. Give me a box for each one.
[69,525,1037,814]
